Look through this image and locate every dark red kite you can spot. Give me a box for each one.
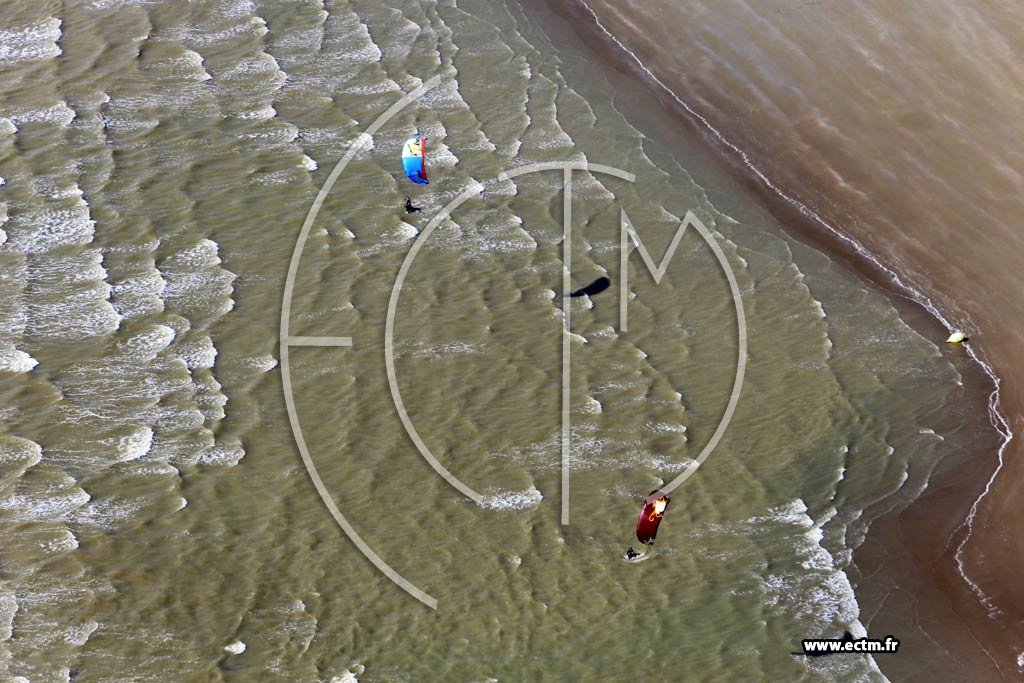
[636,490,671,545]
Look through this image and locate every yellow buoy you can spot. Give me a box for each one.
[946,330,967,344]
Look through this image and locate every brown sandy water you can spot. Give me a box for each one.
[0,0,1009,680]
[555,0,1024,678]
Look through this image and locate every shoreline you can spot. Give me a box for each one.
[543,0,1016,678]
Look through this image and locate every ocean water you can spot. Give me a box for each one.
[0,1,990,681]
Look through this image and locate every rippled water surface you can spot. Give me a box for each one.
[0,1,991,681]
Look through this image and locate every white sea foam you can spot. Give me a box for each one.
[499,425,691,473]
[172,50,212,81]
[177,336,217,369]
[112,292,164,321]
[9,101,76,127]
[8,204,95,253]
[333,12,383,63]
[0,486,91,522]
[40,529,78,555]
[0,591,16,641]
[160,0,267,45]
[26,292,121,341]
[0,436,42,471]
[479,486,543,510]
[375,13,420,64]
[61,619,98,646]
[649,422,687,434]
[44,184,85,203]
[158,406,205,433]
[115,427,153,462]
[0,18,62,64]
[421,79,466,112]
[0,347,38,373]
[342,79,400,96]
[243,119,300,144]
[196,442,245,467]
[112,268,167,320]
[395,340,482,360]
[160,239,236,317]
[692,499,871,659]
[241,354,278,372]
[117,324,176,361]
[354,223,418,258]
[247,15,268,37]
[163,239,221,269]
[73,494,148,529]
[237,105,277,121]
[482,176,519,197]
[222,53,286,86]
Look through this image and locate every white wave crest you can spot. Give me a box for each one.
[165,50,212,81]
[116,427,153,462]
[241,354,278,372]
[0,436,42,471]
[479,486,543,510]
[0,18,62,64]
[177,336,217,369]
[116,324,176,361]
[0,347,38,373]
[9,101,76,127]
[0,590,16,641]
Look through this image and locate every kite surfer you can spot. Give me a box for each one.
[401,136,428,185]
[625,490,671,559]
[636,490,670,545]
